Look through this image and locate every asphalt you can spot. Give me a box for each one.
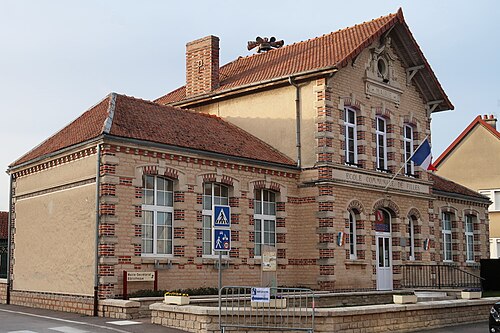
[0,303,186,333]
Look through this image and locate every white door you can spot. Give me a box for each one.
[376,234,393,290]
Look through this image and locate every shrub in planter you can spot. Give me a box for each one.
[164,292,190,305]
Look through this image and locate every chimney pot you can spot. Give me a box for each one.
[483,114,497,130]
[186,35,220,97]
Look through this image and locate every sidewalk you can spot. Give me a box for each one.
[0,303,186,333]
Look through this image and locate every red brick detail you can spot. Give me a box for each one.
[174,191,185,203]
[174,227,185,239]
[319,233,334,243]
[276,202,285,212]
[100,203,115,216]
[164,168,179,179]
[134,245,141,256]
[319,281,335,291]
[100,164,116,175]
[231,230,239,242]
[319,201,334,212]
[318,167,332,180]
[196,264,203,269]
[98,284,114,299]
[134,225,141,237]
[249,231,255,242]
[196,194,203,205]
[277,249,286,259]
[99,265,114,276]
[135,187,142,199]
[187,185,195,193]
[277,234,286,243]
[320,265,335,275]
[229,248,239,258]
[118,256,131,264]
[318,218,334,228]
[143,165,158,175]
[119,177,133,186]
[98,244,115,257]
[196,228,202,240]
[248,248,255,258]
[174,210,185,220]
[229,197,239,207]
[231,214,239,225]
[196,246,203,257]
[287,197,316,204]
[276,217,286,228]
[99,223,115,237]
[319,249,334,259]
[174,246,185,257]
[288,259,317,265]
[100,184,116,196]
[135,206,142,217]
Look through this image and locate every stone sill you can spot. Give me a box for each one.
[0,278,7,284]
[344,260,367,266]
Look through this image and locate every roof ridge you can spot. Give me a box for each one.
[222,11,399,65]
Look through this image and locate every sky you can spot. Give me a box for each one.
[0,0,499,211]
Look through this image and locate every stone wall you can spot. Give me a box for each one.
[0,280,6,304]
[150,297,500,333]
[9,290,94,316]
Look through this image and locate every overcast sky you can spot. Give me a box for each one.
[1,0,499,211]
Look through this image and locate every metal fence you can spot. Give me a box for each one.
[400,264,483,289]
[219,286,315,332]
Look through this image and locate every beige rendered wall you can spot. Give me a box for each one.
[195,82,316,167]
[489,212,500,239]
[12,155,97,296]
[436,125,500,191]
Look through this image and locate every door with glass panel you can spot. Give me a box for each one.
[375,209,393,290]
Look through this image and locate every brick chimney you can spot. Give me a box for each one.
[482,114,497,130]
[186,35,220,97]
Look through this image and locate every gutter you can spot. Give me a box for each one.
[288,77,303,168]
[432,189,491,205]
[6,174,13,304]
[170,67,339,107]
[93,144,101,316]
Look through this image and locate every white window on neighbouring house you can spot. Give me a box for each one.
[202,183,229,256]
[479,189,500,212]
[376,116,387,171]
[349,210,357,260]
[404,125,414,176]
[442,212,452,262]
[465,214,475,262]
[254,189,276,257]
[344,107,358,165]
[142,175,174,256]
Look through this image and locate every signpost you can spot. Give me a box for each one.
[122,271,157,300]
[213,205,231,294]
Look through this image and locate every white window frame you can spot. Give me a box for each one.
[376,116,388,171]
[465,214,475,262]
[442,212,453,262]
[479,189,500,212]
[344,107,358,165]
[408,215,416,261]
[254,189,277,257]
[404,125,414,176]
[349,211,357,260]
[141,175,174,257]
[202,183,229,257]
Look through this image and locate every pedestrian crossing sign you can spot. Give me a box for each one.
[213,205,231,227]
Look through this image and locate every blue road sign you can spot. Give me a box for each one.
[213,229,231,251]
[213,205,231,228]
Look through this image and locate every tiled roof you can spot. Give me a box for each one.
[434,115,500,167]
[0,211,7,239]
[432,174,489,201]
[11,94,296,168]
[156,9,452,111]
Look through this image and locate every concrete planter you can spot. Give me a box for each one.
[251,298,287,308]
[164,295,190,305]
[461,291,482,299]
[393,294,417,304]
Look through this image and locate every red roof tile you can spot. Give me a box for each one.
[434,115,500,167]
[156,9,452,111]
[11,94,296,168]
[432,174,488,201]
[0,211,7,239]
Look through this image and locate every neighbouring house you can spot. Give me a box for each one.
[435,114,500,258]
[1,8,490,314]
[0,212,7,279]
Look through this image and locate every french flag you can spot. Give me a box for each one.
[410,138,436,171]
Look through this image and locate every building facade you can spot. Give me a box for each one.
[435,115,500,257]
[1,9,491,313]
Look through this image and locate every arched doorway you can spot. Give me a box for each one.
[375,208,392,290]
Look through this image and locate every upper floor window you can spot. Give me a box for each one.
[254,189,276,257]
[142,175,173,256]
[404,125,414,176]
[202,183,229,256]
[442,212,452,262]
[344,107,358,165]
[376,116,387,171]
[465,214,475,262]
[348,211,357,260]
[479,189,500,212]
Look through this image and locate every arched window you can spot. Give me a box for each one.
[465,214,475,262]
[254,189,276,257]
[142,175,174,256]
[408,215,417,261]
[344,107,358,165]
[202,183,229,256]
[442,212,453,262]
[376,116,388,171]
[349,211,357,260]
[404,125,414,176]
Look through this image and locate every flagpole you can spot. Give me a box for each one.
[384,136,429,190]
